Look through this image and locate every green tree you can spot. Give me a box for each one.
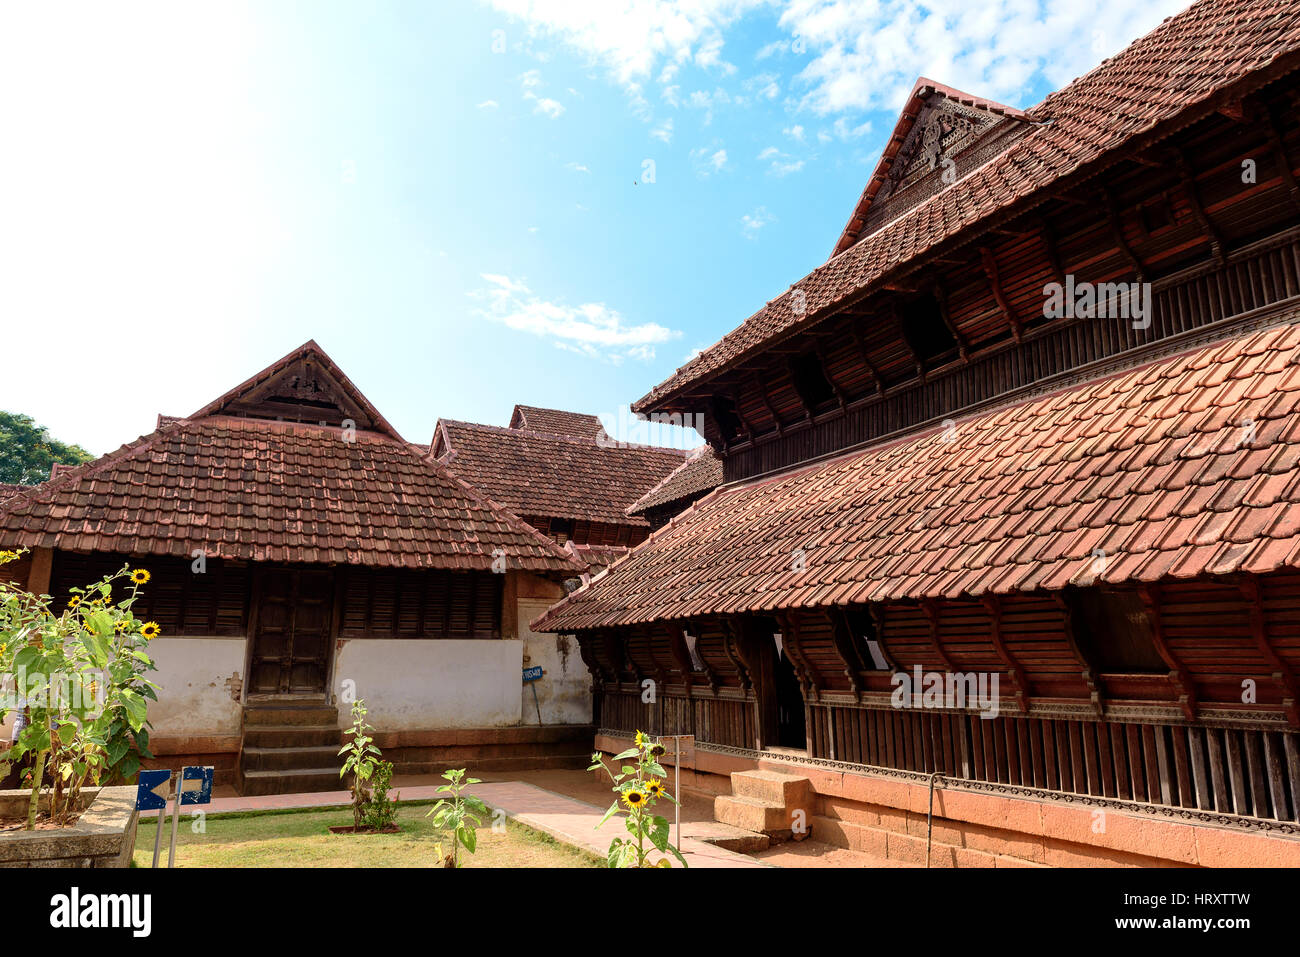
[0,411,94,486]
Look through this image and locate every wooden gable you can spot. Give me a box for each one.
[832,78,1031,258]
[188,340,402,439]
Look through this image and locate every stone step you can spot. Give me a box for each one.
[730,769,813,806]
[244,705,339,727]
[243,725,342,749]
[241,745,344,773]
[239,767,344,796]
[714,794,791,836]
[681,820,771,853]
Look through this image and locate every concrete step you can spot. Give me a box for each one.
[242,725,342,749]
[240,767,344,796]
[681,820,771,853]
[241,745,343,773]
[730,769,813,806]
[714,794,791,835]
[244,705,339,727]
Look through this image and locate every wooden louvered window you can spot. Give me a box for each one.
[338,567,502,639]
[50,551,250,636]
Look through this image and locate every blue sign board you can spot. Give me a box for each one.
[522,666,543,683]
[179,765,214,806]
[135,769,171,811]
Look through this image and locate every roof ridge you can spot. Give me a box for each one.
[440,417,692,455]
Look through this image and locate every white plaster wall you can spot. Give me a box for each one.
[333,638,523,730]
[147,637,247,736]
[519,598,593,726]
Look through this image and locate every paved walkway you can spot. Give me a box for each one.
[466,781,772,868]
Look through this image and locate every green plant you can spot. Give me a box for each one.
[425,768,489,867]
[0,551,159,828]
[589,730,687,868]
[363,759,399,831]
[338,698,381,829]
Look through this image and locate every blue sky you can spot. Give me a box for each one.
[0,0,1189,455]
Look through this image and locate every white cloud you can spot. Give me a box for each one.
[476,99,500,109]
[757,145,805,176]
[691,145,728,175]
[484,0,762,87]
[740,206,774,238]
[565,161,591,173]
[474,274,680,362]
[650,117,674,143]
[519,69,565,117]
[776,0,1190,115]
[784,124,806,142]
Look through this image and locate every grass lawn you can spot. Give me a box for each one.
[132,803,601,868]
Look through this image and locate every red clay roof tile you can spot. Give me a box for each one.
[535,319,1300,632]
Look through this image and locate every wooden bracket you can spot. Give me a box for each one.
[1238,578,1300,727]
[1137,585,1197,721]
[980,246,1024,342]
[981,596,1028,714]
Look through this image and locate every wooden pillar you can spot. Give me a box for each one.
[28,546,53,596]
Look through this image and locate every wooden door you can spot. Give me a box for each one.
[249,567,335,695]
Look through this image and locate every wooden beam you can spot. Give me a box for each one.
[919,600,958,674]
[891,299,926,380]
[1137,585,1197,721]
[1238,578,1300,727]
[1171,146,1225,263]
[1036,214,1068,288]
[826,608,863,698]
[812,342,849,411]
[1264,105,1300,215]
[746,373,782,437]
[848,320,885,395]
[931,280,968,359]
[1101,185,1147,282]
[726,388,757,442]
[981,596,1028,714]
[1055,592,1104,717]
[979,246,1024,342]
[784,356,816,423]
[776,610,822,700]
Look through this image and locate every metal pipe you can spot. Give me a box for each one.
[926,771,944,869]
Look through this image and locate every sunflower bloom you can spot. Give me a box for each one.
[649,743,666,758]
[622,788,648,810]
[67,595,82,609]
[634,731,649,748]
[130,569,151,585]
[139,621,161,640]
[645,778,666,799]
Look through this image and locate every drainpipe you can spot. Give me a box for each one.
[926,771,945,869]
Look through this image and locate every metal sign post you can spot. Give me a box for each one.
[523,666,544,725]
[135,769,172,869]
[167,765,214,869]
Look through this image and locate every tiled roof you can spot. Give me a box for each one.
[535,318,1300,631]
[0,344,584,574]
[627,445,724,516]
[565,541,631,572]
[434,420,689,527]
[634,0,1300,413]
[0,484,28,504]
[509,405,606,439]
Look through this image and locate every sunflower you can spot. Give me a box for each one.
[67,595,82,609]
[130,569,151,585]
[634,731,649,748]
[139,621,161,640]
[114,619,130,634]
[644,778,666,799]
[621,787,648,810]
[648,743,666,758]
